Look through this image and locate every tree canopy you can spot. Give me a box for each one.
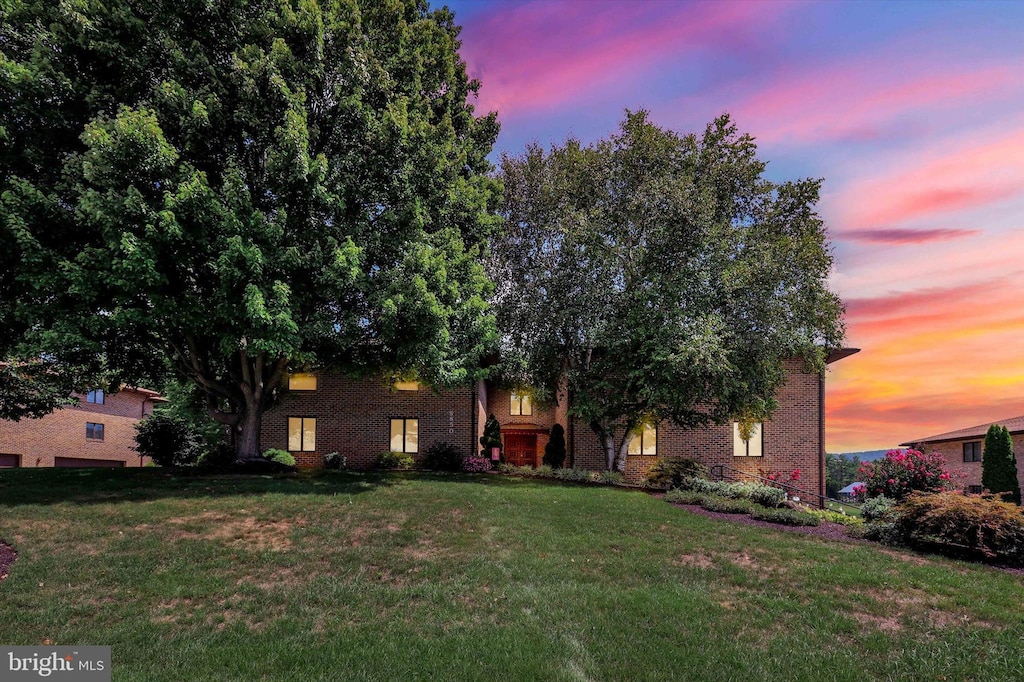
[492,111,844,470]
[0,0,500,458]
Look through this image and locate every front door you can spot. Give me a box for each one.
[505,434,538,467]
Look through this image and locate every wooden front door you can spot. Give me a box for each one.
[504,434,538,467]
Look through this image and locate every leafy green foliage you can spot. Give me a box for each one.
[0,0,500,460]
[663,489,707,506]
[493,111,844,471]
[262,449,295,467]
[861,495,896,523]
[700,496,755,515]
[377,451,414,470]
[982,425,1020,504]
[133,413,201,467]
[825,452,862,498]
[749,507,821,527]
[676,477,786,507]
[808,509,864,526]
[542,424,567,468]
[422,442,465,472]
[890,491,1024,563]
[552,467,593,482]
[324,452,346,470]
[479,414,502,459]
[643,457,709,489]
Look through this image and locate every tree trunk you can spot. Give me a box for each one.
[234,389,265,463]
[593,421,617,471]
[615,437,630,473]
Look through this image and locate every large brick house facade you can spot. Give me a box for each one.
[262,350,858,498]
[901,415,1024,494]
[0,387,165,468]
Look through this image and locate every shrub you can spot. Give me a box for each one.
[750,507,821,526]
[891,491,1024,563]
[422,442,465,472]
[983,425,1020,504]
[663,489,707,505]
[808,509,864,526]
[748,484,787,508]
[553,467,592,482]
[861,495,896,522]
[701,496,755,514]
[858,449,953,500]
[542,424,566,468]
[479,414,502,460]
[196,442,236,470]
[643,457,708,489]
[678,477,785,507]
[462,457,492,473]
[377,451,414,470]
[534,465,554,478]
[324,452,346,470]
[263,448,295,467]
[133,413,201,467]
[595,471,625,485]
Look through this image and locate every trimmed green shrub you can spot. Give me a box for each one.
[891,491,1024,563]
[324,452,346,470]
[643,457,708,489]
[133,413,201,467]
[595,471,625,485]
[553,467,592,482]
[263,449,296,467]
[983,424,1020,504]
[377,451,414,470]
[679,477,785,507]
[664,489,707,505]
[701,496,755,514]
[809,509,864,526]
[750,507,821,526]
[861,495,896,522]
[480,414,502,460]
[542,424,566,468]
[423,441,465,472]
[748,485,787,508]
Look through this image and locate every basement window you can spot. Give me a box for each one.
[732,422,763,457]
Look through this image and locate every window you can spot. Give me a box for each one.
[627,423,658,456]
[86,422,105,441]
[963,441,982,463]
[510,391,533,416]
[86,389,104,404]
[288,373,317,391]
[288,417,316,452]
[394,380,419,391]
[390,418,419,453]
[733,422,763,457]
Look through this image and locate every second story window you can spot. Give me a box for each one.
[510,391,533,416]
[963,441,981,463]
[86,422,105,441]
[394,380,419,391]
[86,389,104,404]
[288,373,317,391]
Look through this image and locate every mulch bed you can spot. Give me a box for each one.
[0,540,16,582]
[669,502,863,542]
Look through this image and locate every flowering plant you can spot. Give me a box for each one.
[856,449,953,501]
[462,457,492,473]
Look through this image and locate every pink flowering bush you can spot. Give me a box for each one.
[462,457,492,473]
[857,449,953,501]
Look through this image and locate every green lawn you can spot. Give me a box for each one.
[0,469,1022,681]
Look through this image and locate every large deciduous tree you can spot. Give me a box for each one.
[492,111,844,471]
[0,0,499,460]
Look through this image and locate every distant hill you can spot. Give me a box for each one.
[830,449,892,461]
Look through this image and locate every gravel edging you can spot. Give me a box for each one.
[0,539,16,581]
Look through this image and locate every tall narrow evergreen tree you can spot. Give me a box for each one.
[982,424,1020,503]
[543,424,567,469]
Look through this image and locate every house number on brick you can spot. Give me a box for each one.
[448,409,454,435]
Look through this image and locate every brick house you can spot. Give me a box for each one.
[262,349,858,498]
[901,415,1024,494]
[0,387,165,469]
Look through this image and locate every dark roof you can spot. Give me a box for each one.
[826,348,860,364]
[900,415,1024,446]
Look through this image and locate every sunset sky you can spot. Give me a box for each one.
[446,0,1024,453]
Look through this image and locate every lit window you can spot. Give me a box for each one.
[86,389,104,404]
[288,417,316,451]
[963,441,981,463]
[390,418,419,453]
[394,380,419,391]
[86,422,105,441]
[288,373,317,391]
[628,423,658,456]
[733,422,763,457]
[510,391,533,416]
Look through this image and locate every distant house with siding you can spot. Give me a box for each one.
[0,387,165,469]
[901,415,1024,494]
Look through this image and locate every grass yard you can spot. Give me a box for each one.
[1,469,1022,681]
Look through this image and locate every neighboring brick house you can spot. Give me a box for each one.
[0,387,165,468]
[901,415,1024,494]
[262,349,858,501]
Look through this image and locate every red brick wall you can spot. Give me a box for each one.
[0,389,158,467]
[260,373,476,469]
[919,434,1024,493]
[572,360,825,499]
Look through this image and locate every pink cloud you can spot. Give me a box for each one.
[840,228,978,245]
[460,0,791,118]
